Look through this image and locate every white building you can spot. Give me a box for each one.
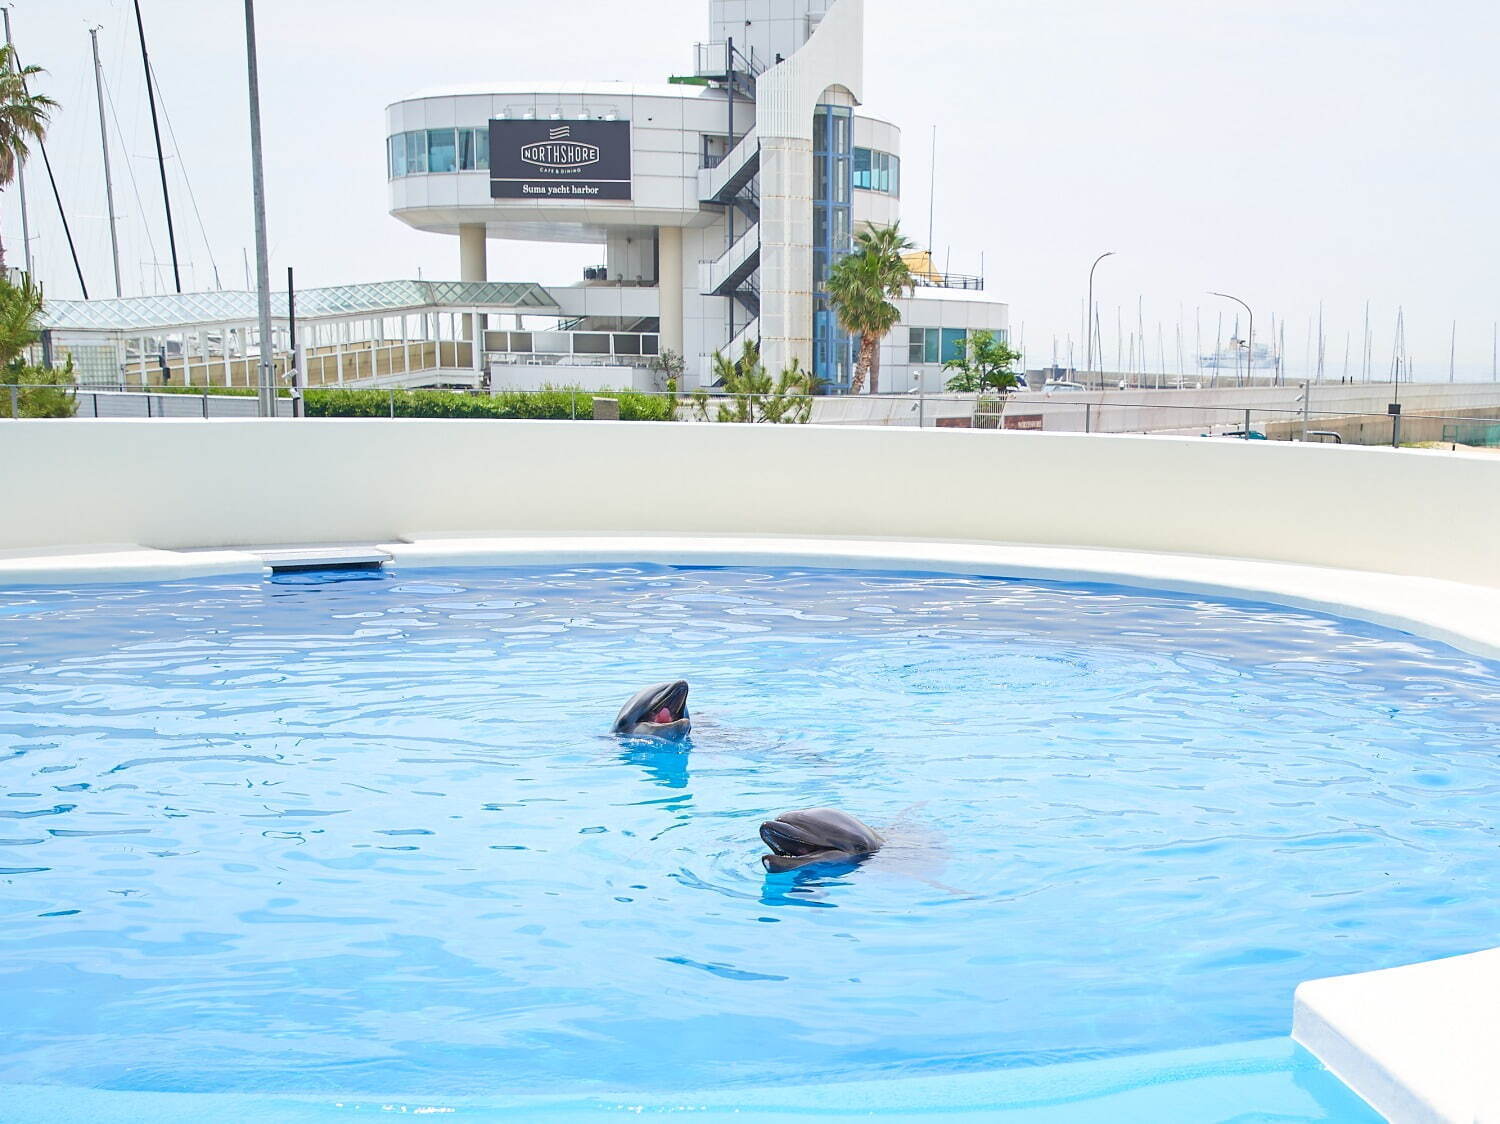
[385,0,1008,394]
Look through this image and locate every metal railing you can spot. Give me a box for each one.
[911,271,985,292]
[692,41,767,81]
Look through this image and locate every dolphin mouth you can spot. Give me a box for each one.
[759,819,820,857]
[613,680,692,739]
[644,681,690,726]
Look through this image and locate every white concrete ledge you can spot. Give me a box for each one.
[1294,949,1500,1123]
[0,545,263,586]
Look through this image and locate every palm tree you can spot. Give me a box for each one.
[0,44,57,274]
[692,339,819,423]
[826,222,915,394]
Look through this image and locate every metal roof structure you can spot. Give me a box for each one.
[40,280,559,333]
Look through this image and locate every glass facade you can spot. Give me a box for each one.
[852,148,900,195]
[812,105,855,392]
[388,129,490,179]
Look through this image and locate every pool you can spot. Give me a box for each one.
[2,564,1496,1113]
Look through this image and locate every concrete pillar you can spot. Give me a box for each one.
[757,136,815,379]
[657,226,684,364]
[458,223,487,343]
[459,223,488,282]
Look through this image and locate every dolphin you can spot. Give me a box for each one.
[612,680,692,741]
[759,808,884,873]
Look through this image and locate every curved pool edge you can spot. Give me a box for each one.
[388,534,1500,662]
[7,534,1493,660]
[0,1038,1380,1122]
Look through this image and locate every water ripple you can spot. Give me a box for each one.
[1,564,1499,1098]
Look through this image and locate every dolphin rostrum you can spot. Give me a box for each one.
[759,808,884,873]
[613,680,692,740]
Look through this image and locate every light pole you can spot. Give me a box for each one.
[1085,252,1114,387]
[244,0,276,418]
[1209,292,1253,389]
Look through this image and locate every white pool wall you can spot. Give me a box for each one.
[2,419,1498,587]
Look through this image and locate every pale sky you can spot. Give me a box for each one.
[12,0,1500,379]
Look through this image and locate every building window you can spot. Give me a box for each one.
[427,129,457,174]
[908,327,970,365]
[457,128,489,171]
[852,148,901,196]
[813,105,855,392]
[387,128,490,178]
[405,131,427,175]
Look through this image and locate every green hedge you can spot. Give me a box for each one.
[124,384,675,421]
[150,384,273,397]
[302,387,675,421]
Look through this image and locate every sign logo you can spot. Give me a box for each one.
[490,118,632,201]
[521,125,601,171]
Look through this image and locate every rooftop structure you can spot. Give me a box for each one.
[384,0,1008,392]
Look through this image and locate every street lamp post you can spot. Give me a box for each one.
[1210,291,1253,390]
[244,0,276,419]
[1085,252,1115,387]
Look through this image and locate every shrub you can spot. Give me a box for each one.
[5,359,77,418]
[301,386,675,421]
[149,384,269,397]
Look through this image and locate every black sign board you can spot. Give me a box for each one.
[489,119,632,201]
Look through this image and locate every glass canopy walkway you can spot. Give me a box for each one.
[35,280,657,391]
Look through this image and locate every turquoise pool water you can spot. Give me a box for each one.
[1,564,1494,1111]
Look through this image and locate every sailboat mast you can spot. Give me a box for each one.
[1195,307,1202,384]
[1362,301,1371,383]
[1116,306,1123,379]
[133,0,182,293]
[90,27,123,297]
[1316,302,1325,383]
[1213,311,1223,390]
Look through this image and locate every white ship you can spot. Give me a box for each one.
[1200,338,1278,371]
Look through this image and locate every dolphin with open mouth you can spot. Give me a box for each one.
[759,808,884,873]
[612,680,692,740]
